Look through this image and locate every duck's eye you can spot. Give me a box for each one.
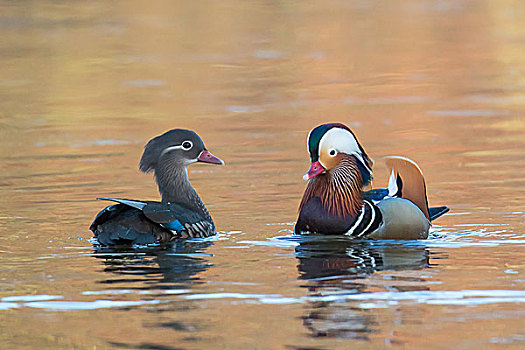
[181,141,193,150]
[329,149,337,156]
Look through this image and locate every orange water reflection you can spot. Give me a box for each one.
[1,0,524,349]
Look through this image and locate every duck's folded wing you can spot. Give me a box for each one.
[362,191,449,223]
[91,199,169,245]
[90,199,134,232]
[142,202,213,238]
[362,188,389,201]
[363,156,450,223]
[384,156,431,220]
[95,198,213,238]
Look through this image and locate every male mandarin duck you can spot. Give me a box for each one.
[295,123,449,239]
[90,129,224,245]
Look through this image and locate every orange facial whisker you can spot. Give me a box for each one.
[299,154,364,217]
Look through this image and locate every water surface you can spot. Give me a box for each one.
[1,1,524,349]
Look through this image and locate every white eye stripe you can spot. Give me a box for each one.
[319,128,360,157]
[319,128,372,172]
[160,140,193,156]
[160,145,183,156]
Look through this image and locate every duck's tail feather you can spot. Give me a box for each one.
[385,156,430,221]
[97,198,147,211]
[429,206,449,221]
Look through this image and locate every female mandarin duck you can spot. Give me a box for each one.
[295,123,448,239]
[90,129,224,245]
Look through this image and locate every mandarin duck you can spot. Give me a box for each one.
[295,123,448,239]
[90,129,224,245]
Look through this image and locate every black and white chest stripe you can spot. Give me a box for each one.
[344,200,382,238]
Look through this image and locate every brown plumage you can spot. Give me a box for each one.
[299,154,364,217]
[385,156,431,220]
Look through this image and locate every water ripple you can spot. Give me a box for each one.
[25,299,160,311]
[179,289,525,307]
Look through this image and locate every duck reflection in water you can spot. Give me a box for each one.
[295,237,431,340]
[93,240,213,289]
[91,240,213,348]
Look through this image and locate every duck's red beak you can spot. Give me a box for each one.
[197,150,225,165]
[303,161,325,181]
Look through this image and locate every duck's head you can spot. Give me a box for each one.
[139,129,224,173]
[303,123,373,186]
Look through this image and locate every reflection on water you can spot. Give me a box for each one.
[296,238,429,281]
[92,240,214,350]
[295,237,430,340]
[93,240,213,288]
[1,0,525,348]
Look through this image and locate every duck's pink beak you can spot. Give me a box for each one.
[303,161,325,181]
[197,150,225,165]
